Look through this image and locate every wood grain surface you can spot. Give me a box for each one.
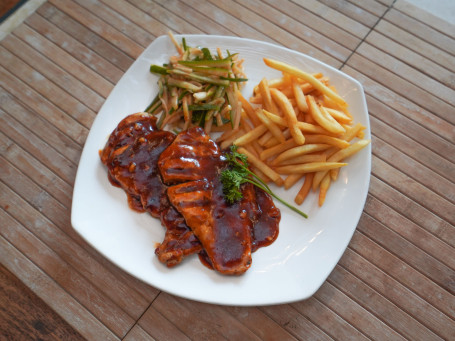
[0,0,454,340]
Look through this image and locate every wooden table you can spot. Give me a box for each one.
[1,0,454,339]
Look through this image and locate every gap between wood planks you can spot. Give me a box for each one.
[340,0,397,69]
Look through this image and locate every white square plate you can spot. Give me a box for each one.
[72,35,371,306]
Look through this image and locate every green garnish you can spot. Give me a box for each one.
[221,146,308,219]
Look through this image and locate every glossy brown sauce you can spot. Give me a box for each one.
[101,116,280,274]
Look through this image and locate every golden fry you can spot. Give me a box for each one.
[271,144,331,166]
[220,129,246,150]
[255,109,286,143]
[325,108,352,124]
[233,124,268,146]
[318,173,331,206]
[260,139,298,160]
[304,134,350,149]
[258,78,280,114]
[284,173,304,190]
[263,58,348,107]
[312,139,371,190]
[275,153,326,166]
[237,90,261,126]
[327,139,371,163]
[306,95,345,134]
[275,162,347,174]
[292,77,308,113]
[238,147,284,186]
[270,88,305,145]
[295,173,314,205]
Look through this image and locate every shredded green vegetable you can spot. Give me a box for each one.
[146,34,247,131]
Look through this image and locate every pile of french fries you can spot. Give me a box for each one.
[217,58,370,207]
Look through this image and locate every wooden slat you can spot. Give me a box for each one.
[368,176,455,248]
[259,304,331,340]
[290,297,369,340]
[374,18,455,73]
[291,0,370,38]
[371,133,455,205]
[0,264,85,340]
[0,89,82,165]
[23,13,122,84]
[224,306,298,341]
[47,0,143,59]
[152,293,262,340]
[0,181,155,319]
[352,215,455,317]
[317,0,380,27]
[0,233,119,341]
[0,132,72,208]
[356,42,455,105]
[152,0,241,36]
[340,244,454,340]
[137,304,190,341]
[0,206,135,337]
[234,0,352,62]
[328,264,440,340]
[0,68,87,146]
[393,0,455,39]
[73,0,152,48]
[346,53,455,125]
[206,0,342,68]
[0,108,78,185]
[1,34,105,112]
[347,0,388,17]
[342,65,455,143]
[123,325,156,341]
[121,0,202,35]
[262,0,361,50]
[372,155,454,225]
[385,7,455,56]
[313,282,406,340]
[37,3,134,71]
[0,46,96,129]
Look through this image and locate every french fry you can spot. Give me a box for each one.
[327,139,371,163]
[304,134,350,149]
[318,173,331,206]
[275,162,347,174]
[271,144,331,166]
[263,58,348,107]
[260,139,298,160]
[292,77,308,113]
[255,109,286,143]
[274,153,326,166]
[258,78,280,114]
[312,139,371,190]
[237,90,261,126]
[238,147,284,186]
[325,108,352,124]
[295,173,314,205]
[306,95,345,134]
[270,88,305,145]
[222,57,369,208]
[220,129,246,150]
[262,109,333,135]
[233,124,268,146]
[284,173,304,190]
